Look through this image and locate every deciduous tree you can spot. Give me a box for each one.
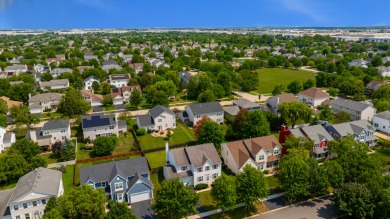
[58,87,91,117]
[93,136,117,156]
[195,118,225,150]
[242,110,270,139]
[278,101,312,128]
[211,175,237,213]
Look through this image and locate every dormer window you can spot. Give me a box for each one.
[274,149,280,154]
[205,166,210,171]
[213,164,218,169]
[197,167,203,172]
[102,182,106,188]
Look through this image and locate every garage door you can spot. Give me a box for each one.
[130,191,151,203]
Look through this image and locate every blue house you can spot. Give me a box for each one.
[80,157,153,204]
[325,120,378,146]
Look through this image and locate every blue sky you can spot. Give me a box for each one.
[0,0,389,29]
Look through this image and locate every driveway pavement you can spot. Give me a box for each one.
[252,196,340,219]
[375,131,390,141]
[131,200,157,219]
[264,197,287,210]
[93,106,103,113]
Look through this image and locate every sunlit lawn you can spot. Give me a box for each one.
[62,165,75,192]
[145,151,166,170]
[39,153,60,164]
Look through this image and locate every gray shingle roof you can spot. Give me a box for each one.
[223,105,240,116]
[9,168,62,204]
[330,120,374,136]
[374,111,390,120]
[29,93,64,102]
[82,114,116,129]
[40,79,69,87]
[297,125,334,144]
[233,98,260,109]
[3,132,14,143]
[137,115,154,127]
[0,189,13,217]
[185,143,222,167]
[127,172,153,193]
[80,157,150,184]
[109,74,130,81]
[332,98,373,112]
[187,101,223,115]
[42,120,69,131]
[149,105,175,118]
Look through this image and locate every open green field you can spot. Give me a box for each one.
[257,68,316,94]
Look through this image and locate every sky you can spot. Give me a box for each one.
[0,0,389,29]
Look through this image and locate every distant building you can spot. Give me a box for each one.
[331,99,377,121]
[373,111,390,134]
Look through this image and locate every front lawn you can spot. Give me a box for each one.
[40,112,64,120]
[266,175,285,193]
[62,165,75,191]
[145,151,166,170]
[199,190,217,211]
[103,105,115,111]
[139,122,195,151]
[257,68,316,94]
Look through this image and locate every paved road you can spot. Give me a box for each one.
[252,196,340,219]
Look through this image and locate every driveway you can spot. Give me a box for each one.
[253,196,341,219]
[264,197,287,210]
[115,104,126,110]
[131,200,157,219]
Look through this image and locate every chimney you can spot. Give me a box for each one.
[165,141,169,164]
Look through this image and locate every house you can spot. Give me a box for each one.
[266,93,298,115]
[310,54,325,59]
[50,68,72,78]
[109,74,130,88]
[33,64,48,73]
[81,114,127,141]
[325,120,378,146]
[77,66,94,73]
[84,52,98,61]
[164,143,222,186]
[136,105,176,131]
[28,93,64,114]
[348,59,368,68]
[111,86,141,105]
[181,102,224,126]
[26,120,71,149]
[373,111,390,134]
[279,125,334,159]
[129,63,144,74]
[298,87,329,108]
[39,79,69,90]
[102,60,118,66]
[45,57,63,66]
[221,135,282,175]
[382,56,390,64]
[83,76,100,90]
[81,90,103,107]
[331,98,377,121]
[179,71,191,86]
[80,157,152,203]
[0,127,15,154]
[0,168,63,219]
[377,66,390,77]
[0,96,22,112]
[224,98,261,117]
[365,80,386,93]
[103,52,116,60]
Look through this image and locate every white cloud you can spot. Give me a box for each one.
[273,0,326,22]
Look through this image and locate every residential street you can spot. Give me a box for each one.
[252,196,341,219]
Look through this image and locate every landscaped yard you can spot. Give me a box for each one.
[39,153,60,164]
[266,175,285,193]
[145,151,166,170]
[62,165,75,191]
[199,190,217,211]
[370,147,390,165]
[150,169,165,197]
[257,68,316,94]
[138,122,195,151]
[40,112,64,120]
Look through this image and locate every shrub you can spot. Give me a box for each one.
[83,138,91,144]
[80,145,94,150]
[136,128,146,136]
[43,108,52,112]
[147,129,153,133]
[195,183,208,190]
[263,170,269,174]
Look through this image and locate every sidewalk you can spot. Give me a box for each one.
[185,192,287,219]
[47,160,76,168]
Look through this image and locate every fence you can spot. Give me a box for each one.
[142,141,198,153]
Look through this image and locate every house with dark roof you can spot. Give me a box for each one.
[108,74,130,88]
[0,168,63,219]
[50,68,72,78]
[163,143,222,186]
[325,120,378,146]
[365,80,386,94]
[331,99,377,121]
[80,157,153,204]
[266,93,298,115]
[81,114,127,140]
[136,105,176,131]
[26,120,71,149]
[373,111,390,134]
[279,125,334,159]
[111,85,141,105]
[221,135,282,175]
[224,98,261,117]
[181,102,224,126]
[298,87,329,108]
[129,63,143,74]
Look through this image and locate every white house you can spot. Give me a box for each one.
[221,135,282,175]
[331,98,377,121]
[181,102,224,126]
[81,90,103,107]
[266,93,298,115]
[50,68,72,78]
[377,66,390,77]
[0,127,15,154]
[26,120,71,149]
[373,111,390,134]
[163,143,222,186]
[136,105,176,131]
[298,87,329,108]
[109,74,130,88]
[110,86,141,105]
[83,76,100,90]
[39,79,69,90]
[0,168,64,219]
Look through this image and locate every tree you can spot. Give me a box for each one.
[93,136,117,156]
[0,98,8,115]
[217,71,232,96]
[302,79,315,90]
[323,160,344,189]
[9,105,39,128]
[327,87,339,97]
[0,154,30,186]
[233,109,249,138]
[152,178,199,219]
[30,155,48,169]
[371,55,383,67]
[334,111,350,124]
[236,165,269,209]
[242,110,270,139]
[211,175,237,213]
[129,89,143,107]
[102,94,113,106]
[41,72,54,82]
[195,117,225,150]
[278,101,312,128]
[154,80,177,98]
[287,80,302,94]
[0,114,6,127]
[92,81,100,91]
[197,89,216,103]
[105,201,137,219]
[272,84,284,95]
[374,99,390,112]
[58,87,91,117]
[334,182,375,219]
[238,70,259,92]
[319,106,333,121]
[9,139,41,162]
[307,159,329,196]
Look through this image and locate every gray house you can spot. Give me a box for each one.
[180,102,224,126]
[331,99,377,121]
[80,157,153,204]
[82,114,127,141]
[325,120,378,146]
[28,92,64,114]
[26,120,71,150]
[136,105,176,131]
[39,79,69,90]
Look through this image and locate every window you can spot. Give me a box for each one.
[42,199,46,205]
[33,201,37,207]
[181,166,187,171]
[374,123,379,127]
[259,155,264,160]
[23,203,27,209]
[216,118,222,123]
[115,182,123,191]
[217,112,222,116]
[62,136,66,140]
[61,129,66,133]
[266,150,272,155]
[196,115,201,118]
[197,176,203,182]
[15,216,20,219]
[102,182,106,188]
[158,119,162,122]
[206,175,210,181]
[25,214,30,219]
[213,164,218,169]
[116,194,124,202]
[205,166,210,171]
[197,167,203,172]
[109,126,114,130]
[34,212,39,219]
[212,173,218,179]
[173,123,176,126]
[260,164,264,170]
[14,205,19,211]
[274,149,280,154]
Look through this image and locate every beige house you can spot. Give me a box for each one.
[26,120,71,150]
[298,87,329,108]
[82,114,127,141]
[39,79,69,90]
[28,93,64,114]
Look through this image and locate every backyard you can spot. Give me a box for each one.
[62,165,75,192]
[138,122,195,151]
[257,68,316,94]
[145,151,166,170]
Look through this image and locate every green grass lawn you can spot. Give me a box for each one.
[145,151,166,170]
[113,133,137,154]
[150,169,165,197]
[199,190,217,211]
[370,148,390,165]
[39,153,59,164]
[104,105,115,111]
[62,165,75,191]
[266,175,285,193]
[257,68,316,94]
[139,122,195,151]
[40,112,64,120]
